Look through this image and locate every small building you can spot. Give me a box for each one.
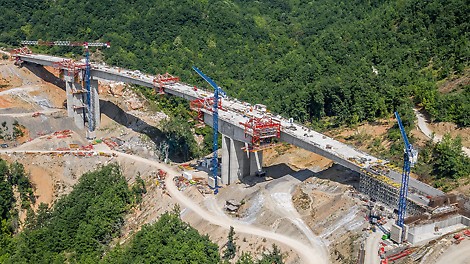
[225,204,239,213]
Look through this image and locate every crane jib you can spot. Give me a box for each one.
[20,40,110,48]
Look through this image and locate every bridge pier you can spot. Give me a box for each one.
[221,134,263,184]
[90,79,101,131]
[64,72,100,136]
[250,151,263,176]
[64,73,86,129]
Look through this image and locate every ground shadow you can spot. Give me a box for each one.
[24,63,65,90]
[309,164,360,189]
[240,162,360,189]
[239,163,318,187]
[99,99,167,149]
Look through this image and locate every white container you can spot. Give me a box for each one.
[182,171,192,180]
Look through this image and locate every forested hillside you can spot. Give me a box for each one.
[0,161,286,263]
[0,163,220,263]
[1,0,468,127]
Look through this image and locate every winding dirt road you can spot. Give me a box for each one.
[0,148,329,264]
[123,151,328,264]
[414,108,470,157]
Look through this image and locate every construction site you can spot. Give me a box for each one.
[1,46,470,264]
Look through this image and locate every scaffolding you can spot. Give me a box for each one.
[240,116,281,152]
[359,172,426,216]
[153,73,180,95]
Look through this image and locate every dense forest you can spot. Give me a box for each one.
[0,0,468,180]
[1,0,468,128]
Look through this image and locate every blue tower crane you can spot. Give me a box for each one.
[192,66,226,194]
[395,112,418,228]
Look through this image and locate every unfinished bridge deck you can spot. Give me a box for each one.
[16,53,444,206]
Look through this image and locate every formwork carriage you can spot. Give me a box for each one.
[240,116,281,152]
[153,73,180,95]
[190,97,223,126]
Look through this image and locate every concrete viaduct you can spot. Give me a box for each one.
[14,53,444,210]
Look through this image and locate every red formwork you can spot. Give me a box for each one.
[190,97,223,123]
[240,116,281,151]
[11,46,32,56]
[153,73,180,95]
[10,47,32,64]
[52,59,86,82]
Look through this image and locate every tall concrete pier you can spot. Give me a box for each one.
[221,135,263,184]
[63,71,100,135]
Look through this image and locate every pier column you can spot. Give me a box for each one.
[91,79,100,129]
[64,72,86,129]
[249,151,263,176]
[221,135,251,184]
[229,138,250,183]
[221,135,231,185]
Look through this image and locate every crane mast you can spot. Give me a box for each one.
[192,66,226,194]
[395,112,418,228]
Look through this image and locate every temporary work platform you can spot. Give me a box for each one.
[153,73,179,95]
[190,97,223,124]
[240,116,281,151]
[53,59,86,83]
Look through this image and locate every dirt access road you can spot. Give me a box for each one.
[0,148,329,264]
[434,239,470,264]
[414,108,470,157]
[364,231,382,264]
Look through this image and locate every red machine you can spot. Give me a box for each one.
[190,97,223,124]
[240,116,281,151]
[153,73,179,95]
[52,59,87,84]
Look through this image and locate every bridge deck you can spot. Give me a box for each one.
[16,53,444,202]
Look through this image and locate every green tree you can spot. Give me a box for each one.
[236,252,255,264]
[102,208,220,264]
[4,164,132,263]
[259,244,284,264]
[433,134,470,179]
[223,226,236,260]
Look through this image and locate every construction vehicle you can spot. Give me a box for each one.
[395,112,418,236]
[192,67,226,195]
[157,169,167,178]
[69,144,79,149]
[464,229,470,237]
